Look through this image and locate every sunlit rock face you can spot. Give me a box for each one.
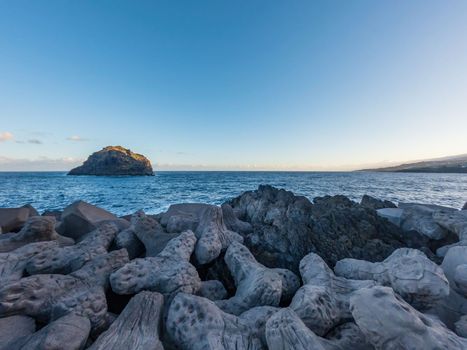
[68,146,154,176]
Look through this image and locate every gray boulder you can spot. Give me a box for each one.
[0,241,59,282]
[455,315,467,338]
[0,315,36,349]
[4,313,90,350]
[221,203,253,234]
[290,252,375,335]
[265,308,373,350]
[57,200,125,240]
[361,195,396,210]
[0,207,31,233]
[167,292,275,350]
[462,202,467,210]
[110,231,201,296]
[26,222,119,275]
[0,250,128,331]
[197,280,228,301]
[0,216,74,253]
[215,242,299,315]
[89,291,164,350]
[160,203,243,264]
[433,209,467,241]
[350,286,467,350]
[335,248,449,310]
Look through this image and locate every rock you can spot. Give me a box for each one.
[57,200,124,240]
[68,145,154,176]
[0,315,36,349]
[289,252,375,335]
[454,264,467,297]
[335,248,449,310]
[455,315,467,338]
[226,185,408,273]
[462,202,467,210]
[42,210,62,220]
[26,223,119,275]
[167,293,273,350]
[377,208,404,226]
[214,242,298,315]
[110,231,201,296]
[265,308,372,350]
[22,204,39,217]
[0,241,59,282]
[433,209,467,241]
[350,286,467,350]
[397,203,451,240]
[197,280,228,301]
[0,216,74,253]
[160,203,243,264]
[114,226,145,259]
[0,207,33,233]
[361,195,396,210]
[221,203,253,234]
[89,291,164,350]
[4,313,90,350]
[0,250,129,331]
[130,210,180,257]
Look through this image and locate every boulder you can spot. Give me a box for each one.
[361,195,397,210]
[433,209,467,241]
[0,315,36,349]
[376,208,404,226]
[167,292,276,350]
[26,223,119,275]
[335,248,449,310]
[114,226,145,259]
[226,185,408,273]
[89,291,164,350]
[265,308,373,350]
[0,207,32,233]
[41,209,62,220]
[350,286,467,349]
[462,202,467,210]
[160,203,243,264]
[0,241,59,282]
[0,250,128,331]
[68,145,154,176]
[57,200,124,240]
[4,313,90,350]
[455,315,467,338]
[221,203,253,234]
[110,231,201,296]
[197,280,228,301]
[290,252,375,335]
[0,216,74,253]
[214,242,299,315]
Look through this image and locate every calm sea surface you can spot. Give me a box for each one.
[0,171,466,216]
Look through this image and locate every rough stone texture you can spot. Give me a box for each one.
[4,313,90,350]
[89,291,164,350]
[361,195,397,210]
[68,145,154,176]
[26,223,119,275]
[110,231,201,296]
[0,207,31,233]
[0,250,128,330]
[221,203,253,234]
[0,241,59,282]
[0,216,74,253]
[160,203,243,264]
[131,210,180,257]
[0,315,36,349]
[350,286,467,350]
[376,208,404,226]
[197,280,228,301]
[57,200,125,240]
[397,203,453,240]
[335,248,449,310]
[215,242,298,315]
[265,308,372,350]
[226,185,409,273]
[290,252,375,335]
[433,209,467,241]
[462,202,467,210]
[455,315,467,338]
[454,264,467,297]
[167,293,274,350]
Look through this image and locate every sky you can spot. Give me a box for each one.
[0,1,466,171]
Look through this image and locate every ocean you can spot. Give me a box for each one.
[0,171,466,216]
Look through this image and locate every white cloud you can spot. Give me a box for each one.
[66,135,89,142]
[0,156,83,171]
[0,131,14,142]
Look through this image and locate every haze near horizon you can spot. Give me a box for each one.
[1,1,466,171]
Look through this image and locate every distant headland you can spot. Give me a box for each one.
[68,146,154,176]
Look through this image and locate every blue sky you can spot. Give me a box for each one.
[0,1,466,170]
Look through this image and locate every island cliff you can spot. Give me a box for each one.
[68,146,154,176]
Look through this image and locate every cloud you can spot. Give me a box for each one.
[0,131,14,142]
[0,156,83,171]
[27,139,43,145]
[67,135,89,142]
